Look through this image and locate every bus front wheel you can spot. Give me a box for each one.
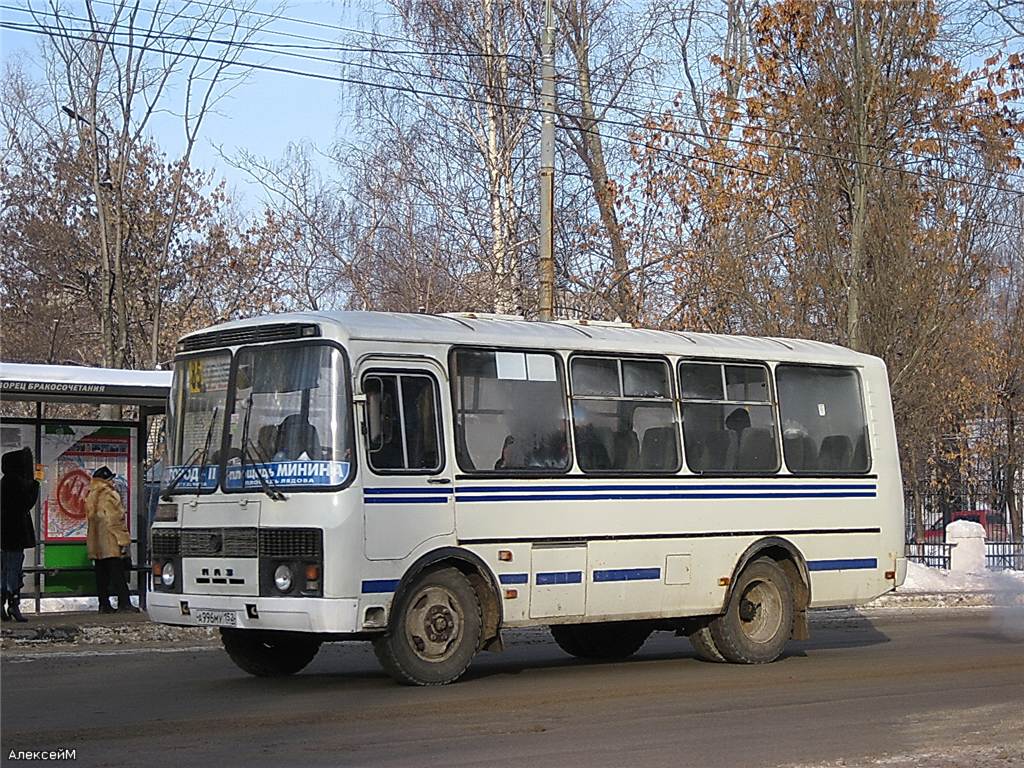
[220,628,322,677]
[709,558,795,664]
[373,567,482,686]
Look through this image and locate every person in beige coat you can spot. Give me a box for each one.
[85,466,137,613]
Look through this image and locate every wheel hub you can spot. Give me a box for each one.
[404,585,463,662]
[425,605,455,643]
[739,598,760,622]
[738,579,783,644]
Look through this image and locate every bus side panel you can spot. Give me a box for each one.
[861,359,906,589]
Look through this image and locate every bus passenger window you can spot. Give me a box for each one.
[365,373,442,473]
[570,356,679,473]
[451,349,569,474]
[679,361,779,473]
[776,365,870,474]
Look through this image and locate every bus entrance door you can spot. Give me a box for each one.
[359,360,454,561]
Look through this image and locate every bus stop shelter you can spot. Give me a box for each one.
[0,362,171,610]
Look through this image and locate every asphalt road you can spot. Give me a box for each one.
[2,609,1022,768]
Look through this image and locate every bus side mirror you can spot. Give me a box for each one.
[365,379,383,451]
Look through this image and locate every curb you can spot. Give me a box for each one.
[866,590,1024,608]
[2,621,217,647]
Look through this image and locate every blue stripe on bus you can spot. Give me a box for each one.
[363,496,451,505]
[593,567,661,582]
[499,573,529,585]
[456,483,875,493]
[455,491,876,503]
[365,487,454,495]
[807,558,877,571]
[536,571,582,585]
[361,579,401,593]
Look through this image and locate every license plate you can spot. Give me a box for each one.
[193,609,237,627]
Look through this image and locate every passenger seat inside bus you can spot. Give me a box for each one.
[276,414,322,461]
[640,426,678,470]
[738,428,776,470]
[576,425,612,470]
[783,433,818,471]
[256,425,278,461]
[691,430,737,472]
[818,434,853,471]
[613,429,640,469]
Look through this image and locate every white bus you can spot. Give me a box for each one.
[149,311,906,685]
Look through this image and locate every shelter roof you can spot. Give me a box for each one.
[0,362,171,407]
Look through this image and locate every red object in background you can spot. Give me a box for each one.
[923,509,1007,541]
[56,468,92,520]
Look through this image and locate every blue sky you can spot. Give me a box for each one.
[0,1,376,207]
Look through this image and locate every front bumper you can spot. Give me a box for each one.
[147,592,359,633]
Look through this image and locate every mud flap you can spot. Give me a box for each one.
[792,608,809,641]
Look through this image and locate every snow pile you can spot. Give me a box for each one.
[22,596,138,613]
[900,560,1024,593]
[945,519,986,539]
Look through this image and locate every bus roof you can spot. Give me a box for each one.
[183,311,877,367]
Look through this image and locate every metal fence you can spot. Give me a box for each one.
[904,484,1023,570]
[905,541,953,570]
[985,541,1024,571]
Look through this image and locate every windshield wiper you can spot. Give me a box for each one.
[160,447,200,501]
[238,392,287,502]
[161,406,219,501]
[243,439,287,502]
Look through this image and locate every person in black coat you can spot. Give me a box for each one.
[1,447,39,622]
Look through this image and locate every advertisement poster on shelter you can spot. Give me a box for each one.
[42,428,132,542]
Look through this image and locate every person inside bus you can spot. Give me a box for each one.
[274,414,321,461]
[494,435,516,470]
[725,407,751,440]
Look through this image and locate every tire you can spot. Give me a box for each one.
[549,622,650,660]
[709,558,795,664]
[220,628,322,677]
[687,625,726,663]
[550,625,589,658]
[373,567,482,686]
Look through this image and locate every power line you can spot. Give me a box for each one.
[10,2,1019,184]
[79,0,537,62]
[4,16,1023,206]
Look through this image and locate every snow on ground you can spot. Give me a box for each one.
[899,560,1024,593]
[22,596,138,614]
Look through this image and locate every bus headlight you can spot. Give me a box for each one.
[161,561,176,587]
[274,564,293,593]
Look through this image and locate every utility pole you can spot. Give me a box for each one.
[537,0,556,321]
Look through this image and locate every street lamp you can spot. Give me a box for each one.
[62,105,113,188]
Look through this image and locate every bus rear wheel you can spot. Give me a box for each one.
[550,622,650,660]
[687,625,726,663]
[373,567,482,686]
[220,628,322,677]
[709,558,794,664]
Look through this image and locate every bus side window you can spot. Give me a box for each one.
[679,361,779,474]
[364,373,442,473]
[776,365,870,475]
[570,356,679,473]
[451,349,570,474]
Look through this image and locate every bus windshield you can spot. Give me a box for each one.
[224,344,353,491]
[165,351,231,493]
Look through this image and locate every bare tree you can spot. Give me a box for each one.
[26,0,276,368]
